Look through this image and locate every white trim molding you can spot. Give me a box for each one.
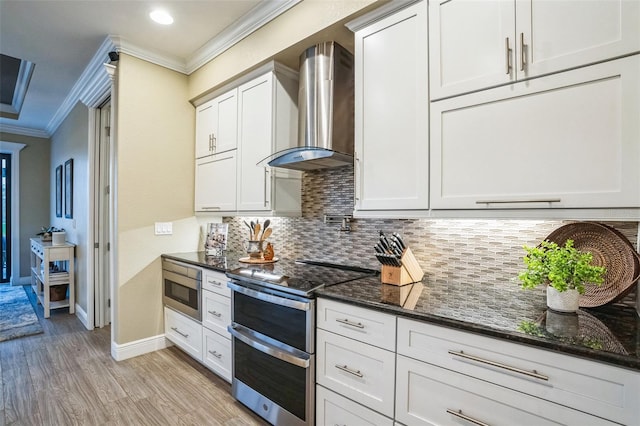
[0,141,26,286]
[75,303,92,331]
[111,334,172,361]
[0,124,49,139]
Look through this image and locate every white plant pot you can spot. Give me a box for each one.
[546,286,580,313]
[52,231,66,245]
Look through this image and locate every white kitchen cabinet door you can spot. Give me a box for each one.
[316,385,394,426]
[194,150,237,212]
[429,0,515,100]
[202,328,231,383]
[236,68,301,215]
[430,55,640,210]
[517,0,640,80]
[195,89,238,159]
[430,0,640,100]
[237,74,273,211]
[202,289,230,338]
[164,307,203,362]
[354,1,429,213]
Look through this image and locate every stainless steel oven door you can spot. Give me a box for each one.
[163,269,201,321]
[228,323,314,426]
[228,280,314,353]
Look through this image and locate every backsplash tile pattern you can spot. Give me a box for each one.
[224,166,638,304]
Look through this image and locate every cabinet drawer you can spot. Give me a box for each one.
[202,270,230,297]
[202,289,230,337]
[164,307,203,361]
[396,355,617,426]
[316,385,393,426]
[48,247,72,261]
[397,318,640,425]
[202,328,231,382]
[317,298,396,351]
[316,329,395,418]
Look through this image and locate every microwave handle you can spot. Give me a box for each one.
[227,281,311,311]
[228,324,310,369]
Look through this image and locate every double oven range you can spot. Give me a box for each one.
[226,260,377,426]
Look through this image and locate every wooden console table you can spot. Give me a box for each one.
[30,238,75,318]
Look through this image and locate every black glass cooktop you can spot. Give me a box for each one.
[226,259,378,297]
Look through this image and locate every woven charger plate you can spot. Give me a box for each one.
[545,222,640,308]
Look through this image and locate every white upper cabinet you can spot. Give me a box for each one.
[430,55,640,210]
[352,1,429,215]
[236,68,301,215]
[195,89,238,158]
[195,150,237,212]
[429,0,640,100]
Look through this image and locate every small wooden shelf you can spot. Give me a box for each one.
[30,238,75,318]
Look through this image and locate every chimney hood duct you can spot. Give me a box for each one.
[265,41,354,171]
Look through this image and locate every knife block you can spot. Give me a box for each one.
[380,247,424,285]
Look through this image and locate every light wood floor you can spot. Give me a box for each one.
[0,286,268,426]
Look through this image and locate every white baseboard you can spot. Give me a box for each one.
[15,275,31,285]
[111,334,173,361]
[75,304,93,330]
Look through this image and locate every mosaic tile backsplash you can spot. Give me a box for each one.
[224,166,639,305]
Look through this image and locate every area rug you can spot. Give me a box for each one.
[0,285,43,342]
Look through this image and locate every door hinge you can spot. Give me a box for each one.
[107,242,110,251]
[106,126,111,137]
[105,185,110,195]
[108,299,111,308]
[94,242,99,249]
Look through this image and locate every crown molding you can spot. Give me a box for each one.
[113,36,187,74]
[345,0,420,32]
[0,123,49,139]
[46,36,117,135]
[185,0,302,74]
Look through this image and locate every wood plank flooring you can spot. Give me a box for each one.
[0,286,268,425]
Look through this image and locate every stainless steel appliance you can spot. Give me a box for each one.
[262,41,354,171]
[226,260,376,426]
[162,258,201,321]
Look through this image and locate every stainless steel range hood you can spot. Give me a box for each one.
[265,41,354,171]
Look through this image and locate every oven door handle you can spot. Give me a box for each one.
[227,281,311,311]
[228,324,310,369]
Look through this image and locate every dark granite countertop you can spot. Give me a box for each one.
[161,251,640,371]
[317,276,640,372]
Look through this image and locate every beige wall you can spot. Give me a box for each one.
[188,0,379,100]
[114,54,198,344]
[0,132,50,278]
[49,102,89,312]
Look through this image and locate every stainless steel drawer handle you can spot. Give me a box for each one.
[170,327,189,338]
[520,32,526,71]
[202,206,221,210]
[446,409,490,426]
[335,318,365,329]
[475,198,560,205]
[209,350,222,359]
[208,310,222,318]
[505,37,512,75]
[335,364,363,378]
[209,280,223,287]
[448,350,549,381]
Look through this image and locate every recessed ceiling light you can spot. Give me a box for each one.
[150,9,174,25]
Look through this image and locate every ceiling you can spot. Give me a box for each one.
[0,0,301,137]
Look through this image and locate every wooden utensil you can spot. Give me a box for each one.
[261,228,272,241]
[253,223,261,240]
[260,219,271,239]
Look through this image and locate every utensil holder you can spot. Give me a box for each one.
[381,247,424,285]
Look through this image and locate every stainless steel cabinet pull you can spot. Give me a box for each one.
[264,168,269,207]
[208,350,222,359]
[476,198,560,205]
[520,32,526,71]
[170,327,189,338]
[208,310,222,318]
[448,350,549,381]
[505,37,512,75]
[446,409,490,426]
[212,134,217,152]
[209,279,222,287]
[335,364,364,378]
[335,318,365,329]
[202,206,222,210]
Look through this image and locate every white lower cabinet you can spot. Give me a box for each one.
[397,317,640,425]
[202,289,231,338]
[316,385,394,426]
[164,307,203,361]
[202,327,231,382]
[396,355,617,426]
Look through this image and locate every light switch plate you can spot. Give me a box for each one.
[155,222,173,235]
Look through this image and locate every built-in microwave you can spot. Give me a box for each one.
[162,258,201,321]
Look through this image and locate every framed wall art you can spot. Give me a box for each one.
[64,158,73,219]
[55,164,63,217]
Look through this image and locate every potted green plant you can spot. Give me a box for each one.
[518,239,606,313]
